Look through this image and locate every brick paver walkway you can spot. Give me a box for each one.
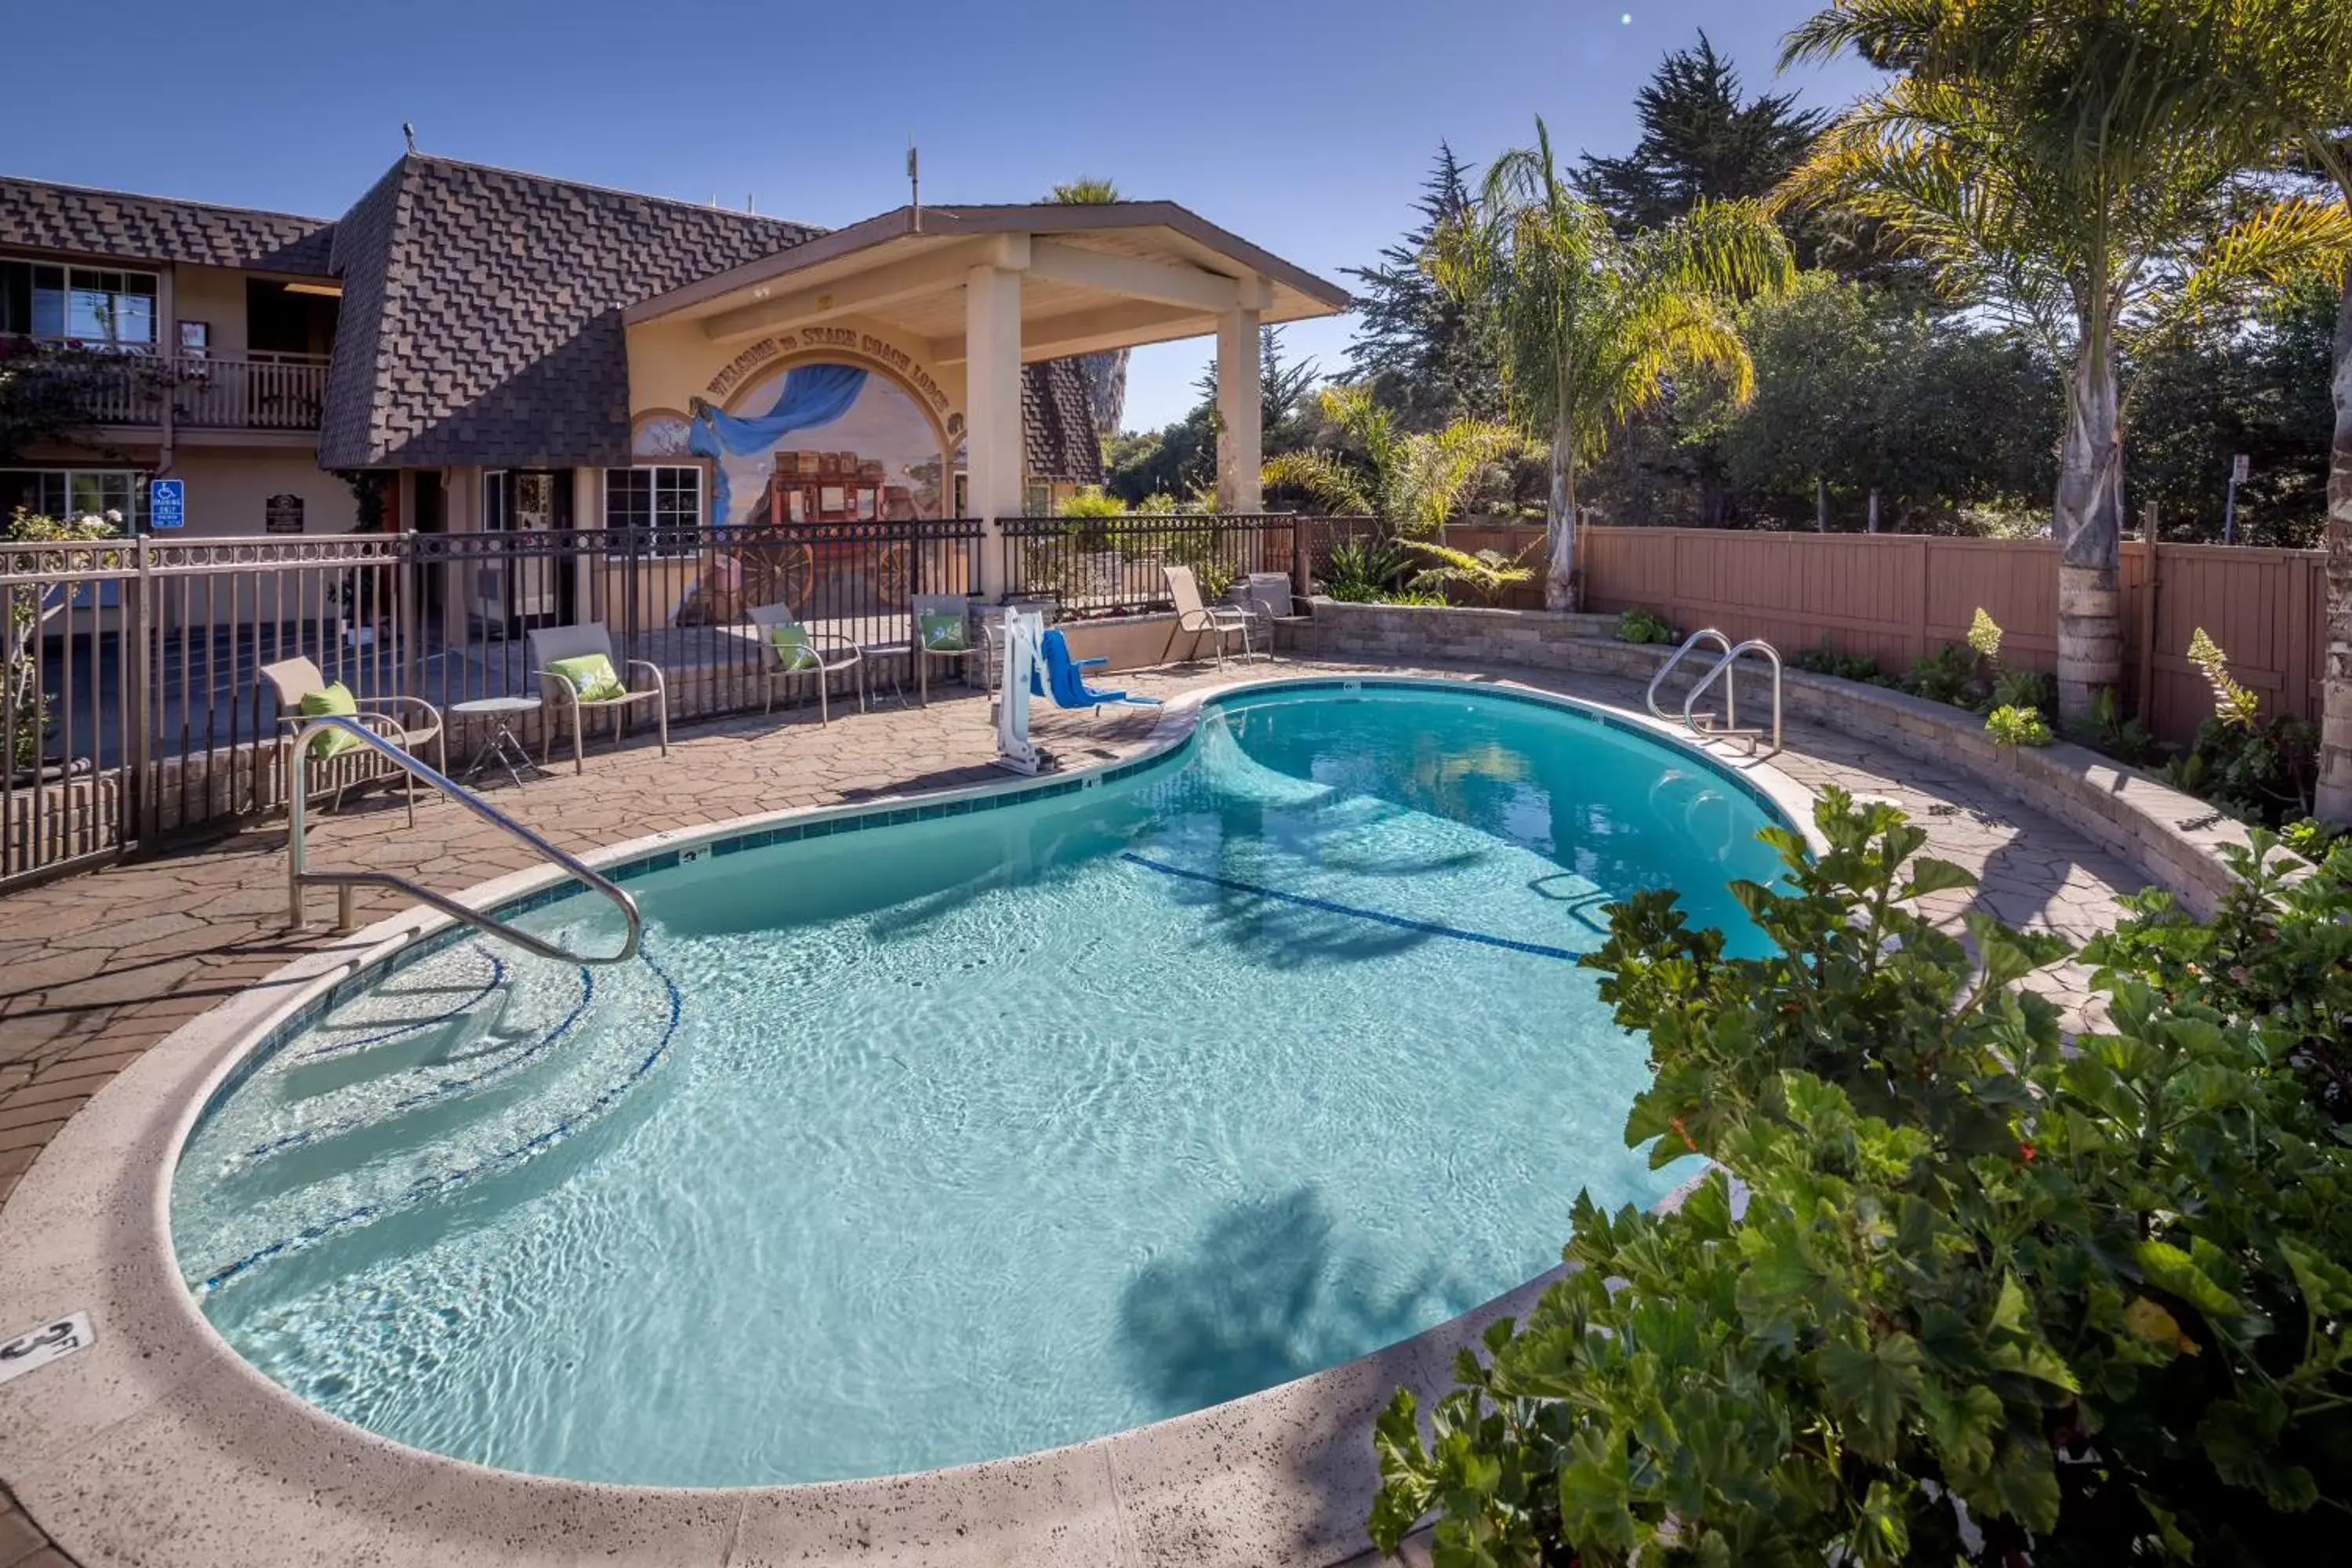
[0,656,2147,1566]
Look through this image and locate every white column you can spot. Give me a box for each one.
[1215,303,1263,515]
[964,263,1025,598]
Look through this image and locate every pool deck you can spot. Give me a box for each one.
[0,655,2147,1567]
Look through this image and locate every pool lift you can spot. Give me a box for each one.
[993,608,1161,776]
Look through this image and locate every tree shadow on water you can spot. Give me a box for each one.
[1116,1186,1458,1417]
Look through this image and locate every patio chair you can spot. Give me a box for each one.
[747,601,865,724]
[909,593,981,707]
[1163,564,1255,667]
[260,657,445,828]
[527,622,670,776]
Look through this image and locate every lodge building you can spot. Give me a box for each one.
[0,152,1348,605]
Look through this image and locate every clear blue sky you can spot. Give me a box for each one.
[8,0,1880,433]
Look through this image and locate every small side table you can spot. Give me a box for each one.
[451,696,543,789]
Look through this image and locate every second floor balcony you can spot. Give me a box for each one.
[3,339,328,434]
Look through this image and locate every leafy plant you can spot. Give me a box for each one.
[1900,641,1980,707]
[1613,607,1675,644]
[1372,789,2352,1565]
[1989,666,2056,715]
[2069,687,2161,767]
[1376,586,1450,607]
[1793,637,1883,682]
[1984,702,2053,746]
[1262,385,1517,537]
[2167,629,2318,824]
[1319,534,1414,602]
[2281,816,2343,864]
[1404,540,1537,606]
[1054,487,1128,520]
[2188,626,2264,730]
[4,507,122,775]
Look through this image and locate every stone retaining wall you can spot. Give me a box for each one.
[1280,597,2252,919]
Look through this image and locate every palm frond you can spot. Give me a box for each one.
[1261,450,1373,516]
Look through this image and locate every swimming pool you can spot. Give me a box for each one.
[169,679,1790,1487]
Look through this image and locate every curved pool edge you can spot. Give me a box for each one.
[0,673,1819,1568]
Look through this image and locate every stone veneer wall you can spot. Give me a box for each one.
[1279,597,2252,920]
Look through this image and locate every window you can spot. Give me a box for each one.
[0,260,158,348]
[0,469,151,529]
[605,466,703,557]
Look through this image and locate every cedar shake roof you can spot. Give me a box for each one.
[0,176,336,274]
[319,154,824,470]
[1022,361,1102,485]
[320,154,1104,482]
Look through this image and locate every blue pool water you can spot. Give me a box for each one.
[170,682,1787,1486]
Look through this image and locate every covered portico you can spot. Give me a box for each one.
[622,201,1350,594]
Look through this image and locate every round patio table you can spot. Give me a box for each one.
[450,695,543,790]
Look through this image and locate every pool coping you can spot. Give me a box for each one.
[0,672,1821,1568]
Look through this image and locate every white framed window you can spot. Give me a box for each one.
[0,468,150,529]
[0,260,158,349]
[604,466,703,557]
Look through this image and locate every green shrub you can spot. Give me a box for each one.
[1793,637,1883,683]
[1371,790,2352,1566]
[1613,607,1675,644]
[1989,666,2056,714]
[1054,486,1127,520]
[2070,687,2161,767]
[1900,641,1980,707]
[1319,535,1412,601]
[1984,703,2053,746]
[1406,540,1536,606]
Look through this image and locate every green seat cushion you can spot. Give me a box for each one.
[549,652,626,702]
[918,609,969,652]
[769,623,820,672]
[298,681,363,758]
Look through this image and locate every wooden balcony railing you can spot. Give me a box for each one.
[2,341,328,431]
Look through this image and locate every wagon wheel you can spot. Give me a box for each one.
[736,540,815,616]
[873,543,911,609]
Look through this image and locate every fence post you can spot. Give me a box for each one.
[125,535,155,847]
[1913,535,1932,668]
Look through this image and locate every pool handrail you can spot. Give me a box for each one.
[1681,638,1784,757]
[285,714,642,965]
[1646,628,1735,728]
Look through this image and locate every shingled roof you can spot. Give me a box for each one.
[319,155,823,469]
[0,176,336,274]
[318,154,1104,483]
[1022,361,1102,485]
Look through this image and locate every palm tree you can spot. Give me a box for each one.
[1046,177,1128,436]
[2191,1,2352,820]
[1432,118,1792,611]
[1261,384,1518,536]
[1783,1,2352,721]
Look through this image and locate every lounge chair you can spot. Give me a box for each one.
[1163,564,1255,667]
[909,593,981,707]
[527,622,669,775]
[260,656,445,827]
[747,601,864,724]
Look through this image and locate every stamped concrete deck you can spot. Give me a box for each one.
[0,655,2147,1566]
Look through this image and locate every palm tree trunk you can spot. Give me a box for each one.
[2053,342,2127,723]
[1547,416,1578,612]
[2317,268,2352,825]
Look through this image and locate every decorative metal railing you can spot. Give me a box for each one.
[0,519,998,885]
[0,343,331,430]
[999,514,1366,616]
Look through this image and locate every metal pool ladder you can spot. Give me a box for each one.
[1646,629,1784,757]
[285,716,642,964]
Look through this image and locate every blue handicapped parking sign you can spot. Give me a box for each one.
[149,477,185,530]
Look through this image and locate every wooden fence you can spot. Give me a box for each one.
[1552,525,2328,750]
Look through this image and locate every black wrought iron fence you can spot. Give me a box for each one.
[0,519,987,887]
[999,514,1353,616]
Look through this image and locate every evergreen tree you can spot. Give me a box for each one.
[1577,32,1828,236]
[1342,143,1504,429]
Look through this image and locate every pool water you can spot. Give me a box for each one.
[171,683,1786,1486]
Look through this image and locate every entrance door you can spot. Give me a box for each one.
[510,472,560,624]
[470,471,573,637]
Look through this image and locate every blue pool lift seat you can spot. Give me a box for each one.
[1030,628,1162,716]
